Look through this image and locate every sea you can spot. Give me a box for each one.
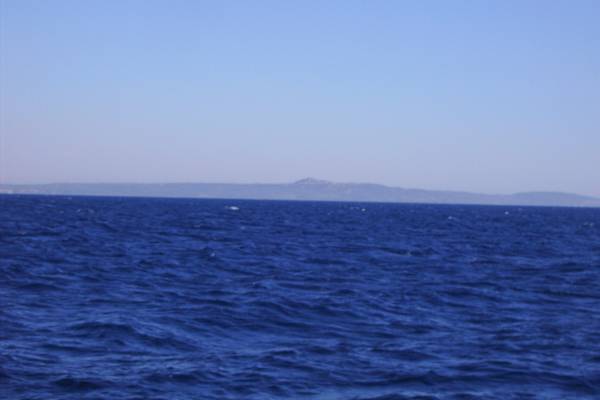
[1,194,599,400]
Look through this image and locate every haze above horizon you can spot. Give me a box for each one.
[1,1,599,196]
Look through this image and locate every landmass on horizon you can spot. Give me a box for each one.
[1,178,599,208]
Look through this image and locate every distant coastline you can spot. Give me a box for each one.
[1,178,599,208]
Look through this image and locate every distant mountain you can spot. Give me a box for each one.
[1,179,599,207]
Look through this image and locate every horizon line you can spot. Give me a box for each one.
[1,178,599,200]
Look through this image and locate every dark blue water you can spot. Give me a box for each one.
[1,195,600,399]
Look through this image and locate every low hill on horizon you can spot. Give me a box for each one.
[1,178,599,208]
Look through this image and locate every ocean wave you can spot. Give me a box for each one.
[1,195,599,399]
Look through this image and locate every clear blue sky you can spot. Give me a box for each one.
[1,0,599,196]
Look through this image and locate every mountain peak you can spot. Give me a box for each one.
[293,177,331,185]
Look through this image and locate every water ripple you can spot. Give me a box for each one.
[1,195,599,399]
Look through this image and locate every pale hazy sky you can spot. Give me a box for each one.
[1,0,599,196]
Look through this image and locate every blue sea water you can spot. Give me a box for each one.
[1,195,600,400]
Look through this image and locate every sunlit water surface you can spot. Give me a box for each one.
[1,195,599,399]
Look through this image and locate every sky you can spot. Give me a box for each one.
[1,0,599,196]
